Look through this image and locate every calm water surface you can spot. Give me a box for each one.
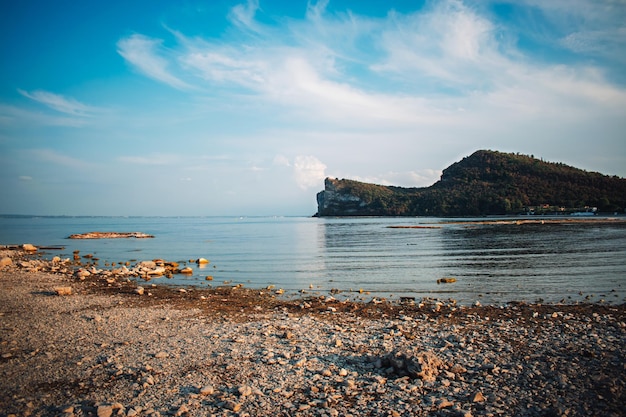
[1,216,625,305]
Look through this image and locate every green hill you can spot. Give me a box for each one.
[315,150,626,216]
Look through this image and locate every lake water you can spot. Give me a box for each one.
[1,215,625,306]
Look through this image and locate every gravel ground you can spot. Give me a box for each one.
[0,249,624,417]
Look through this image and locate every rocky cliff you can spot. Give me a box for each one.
[315,150,626,217]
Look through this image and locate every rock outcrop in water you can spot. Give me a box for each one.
[316,150,626,217]
[68,232,154,239]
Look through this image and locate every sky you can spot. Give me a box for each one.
[1,0,625,216]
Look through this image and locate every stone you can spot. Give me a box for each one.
[155,351,168,358]
[238,385,253,397]
[96,405,113,417]
[54,286,72,296]
[381,350,443,382]
[180,267,193,274]
[22,243,37,251]
[196,258,210,264]
[437,399,454,409]
[0,257,12,268]
[75,269,91,279]
[471,391,486,403]
[134,287,145,295]
[200,385,215,396]
[147,267,166,276]
[138,261,157,269]
[437,277,457,284]
[225,401,242,412]
[174,404,189,416]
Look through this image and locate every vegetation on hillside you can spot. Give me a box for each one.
[316,150,626,216]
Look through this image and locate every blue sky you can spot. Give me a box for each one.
[1,0,625,216]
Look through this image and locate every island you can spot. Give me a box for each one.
[315,150,626,217]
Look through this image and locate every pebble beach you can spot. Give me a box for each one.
[0,248,624,417]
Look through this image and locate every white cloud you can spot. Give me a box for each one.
[117,34,192,90]
[293,155,326,189]
[273,154,291,167]
[117,153,182,165]
[0,103,90,127]
[228,0,262,32]
[18,89,99,117]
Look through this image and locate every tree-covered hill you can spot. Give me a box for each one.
[315,150,626,217]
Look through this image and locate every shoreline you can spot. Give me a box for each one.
[1,248,625,416]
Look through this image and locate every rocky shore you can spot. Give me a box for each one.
[0,248,624,417]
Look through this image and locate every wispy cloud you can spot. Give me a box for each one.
[30,148,93,170]
[228,0,262,32]
[117,153,183,165]
[18,89,99,117]
[114,0,626,130]
[0,103,91,127]
[117,34,193,90]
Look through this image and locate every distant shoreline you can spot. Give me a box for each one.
[388,217,626,228]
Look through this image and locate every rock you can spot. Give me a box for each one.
[196,258,210,264]
[22,243,37,251]
[180,267,193,274]
[381,350,443,382]
[0,257,12,268]
[96,405,113,417]
[437,277,457,284]
[54,287,72,296]
[200,385,215,396]
[437,399,454,409]
[75,269,91,279]
[175,404,189,416]
[68,232,154,239]
[134,287,145,295]
[471,391,486,403]
[147,267,166,276]
[155,351,168,358]
[238,385,253,397]
[138,261,157,270]
[225,401,242,412]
